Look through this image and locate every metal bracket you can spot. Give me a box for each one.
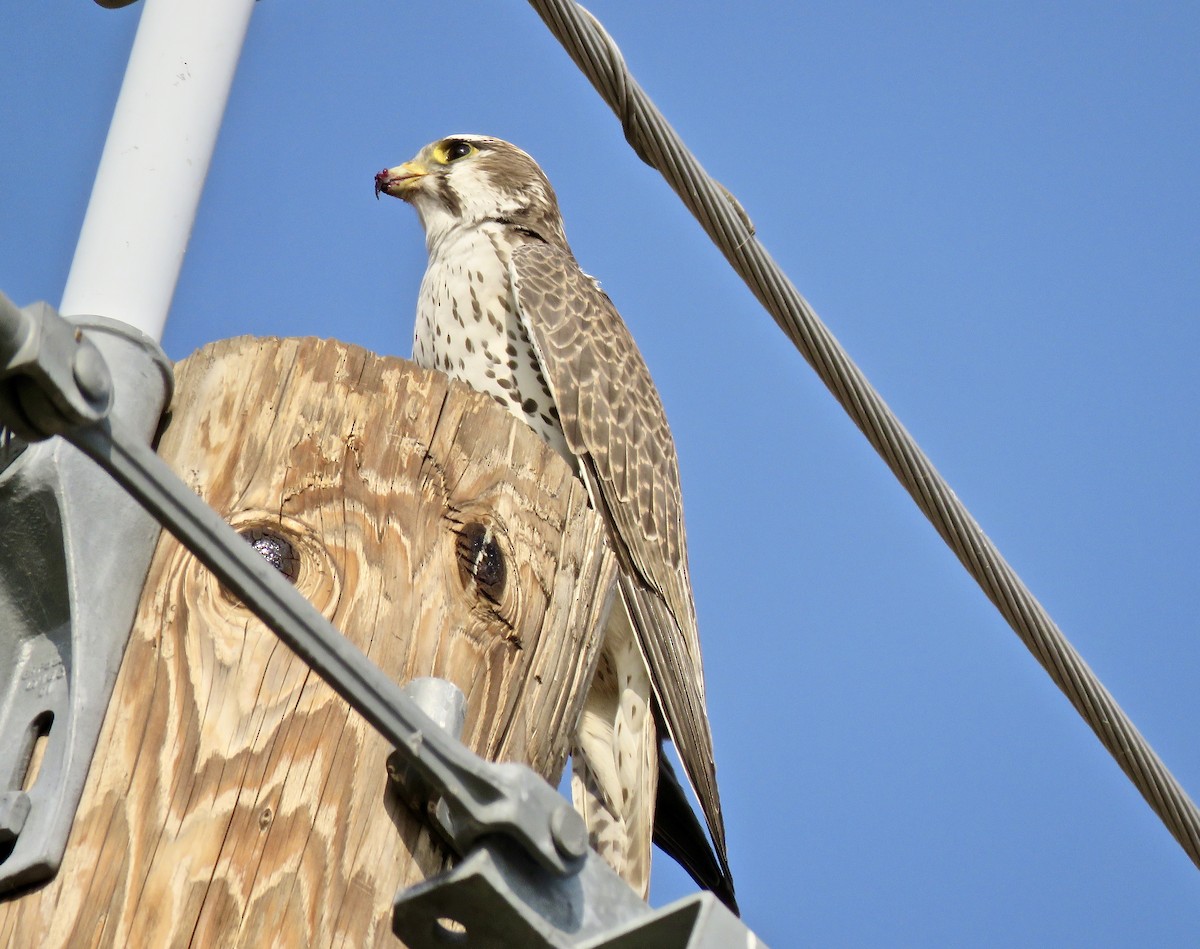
[0,294,173,892]
[394,678,769,948]
[391,821,766,948]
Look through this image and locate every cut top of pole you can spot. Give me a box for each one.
[59,0,256,343]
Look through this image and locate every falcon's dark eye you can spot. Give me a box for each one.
[442,140,476,163]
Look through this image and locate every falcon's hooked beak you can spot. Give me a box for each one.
[374,160,429,200]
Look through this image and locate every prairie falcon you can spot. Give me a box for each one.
[376,135,735,909]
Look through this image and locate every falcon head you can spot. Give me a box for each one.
[375,135,568,249]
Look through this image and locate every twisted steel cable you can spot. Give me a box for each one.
[526,0,1200,867]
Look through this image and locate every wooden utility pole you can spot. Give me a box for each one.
[0,336,616,947]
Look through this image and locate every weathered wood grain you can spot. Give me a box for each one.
[0,336,616,948]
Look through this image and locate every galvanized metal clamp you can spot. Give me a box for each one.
[0,293,172,892]
[0,295,767,946]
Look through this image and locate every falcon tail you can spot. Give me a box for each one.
[653,750,739,914]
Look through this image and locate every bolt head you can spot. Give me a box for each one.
[550,805,589,862]
[72,343,112,405]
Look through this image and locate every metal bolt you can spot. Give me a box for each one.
[550,805,589,862]
[0,791,31,844]
[72,342,112,405]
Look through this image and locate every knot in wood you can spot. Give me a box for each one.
[240,527,299,583]
[455,521,506,604]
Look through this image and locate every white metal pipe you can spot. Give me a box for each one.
[60,0,256,342]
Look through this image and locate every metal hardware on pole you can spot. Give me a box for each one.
[0,293,172,891]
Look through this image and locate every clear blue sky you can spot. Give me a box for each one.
[5,3,1200,945]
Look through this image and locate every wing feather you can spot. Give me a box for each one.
[509,241,730,884]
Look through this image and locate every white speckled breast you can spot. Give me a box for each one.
[412,223,570,460]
